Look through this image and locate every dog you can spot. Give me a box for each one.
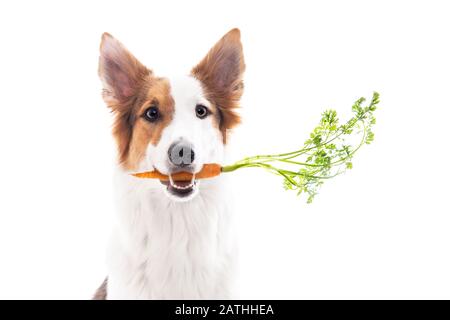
[94,29,245,299]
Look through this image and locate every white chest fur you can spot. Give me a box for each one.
[106,172,236,299]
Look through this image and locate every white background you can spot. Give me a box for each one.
[0,0,449,299]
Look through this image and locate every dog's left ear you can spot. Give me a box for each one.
[99,33,151,108]
[192,28,245,134]
[98,33,151,166]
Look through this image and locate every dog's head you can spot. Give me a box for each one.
[98,29,245,201]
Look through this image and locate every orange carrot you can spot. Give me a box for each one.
[131,163,222,181]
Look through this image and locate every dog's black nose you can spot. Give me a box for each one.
[168,142,195,167]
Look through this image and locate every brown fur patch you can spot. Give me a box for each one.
[191,28,245,143]
[92,278,108,300]
[127,78,174,169]
[99,33,175,170]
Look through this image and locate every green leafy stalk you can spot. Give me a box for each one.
[222,92,380,203]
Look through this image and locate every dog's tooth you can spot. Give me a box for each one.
[167,173,196,191]
[169,174,175,186]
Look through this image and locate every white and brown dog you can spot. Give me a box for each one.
[94,29,245,299]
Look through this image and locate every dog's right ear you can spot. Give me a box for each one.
[98,33,150,108]
[191,29,245,140]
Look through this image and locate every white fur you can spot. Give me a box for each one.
[105,75,237,299]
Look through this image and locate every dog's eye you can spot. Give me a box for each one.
[195,104,209,119]
[143,106,159,122]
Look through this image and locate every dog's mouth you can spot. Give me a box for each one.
[160,174,197,199]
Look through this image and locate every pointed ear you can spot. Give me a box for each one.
[192,28,245,96]
[191,29,245,133]
[98,33,150,106]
